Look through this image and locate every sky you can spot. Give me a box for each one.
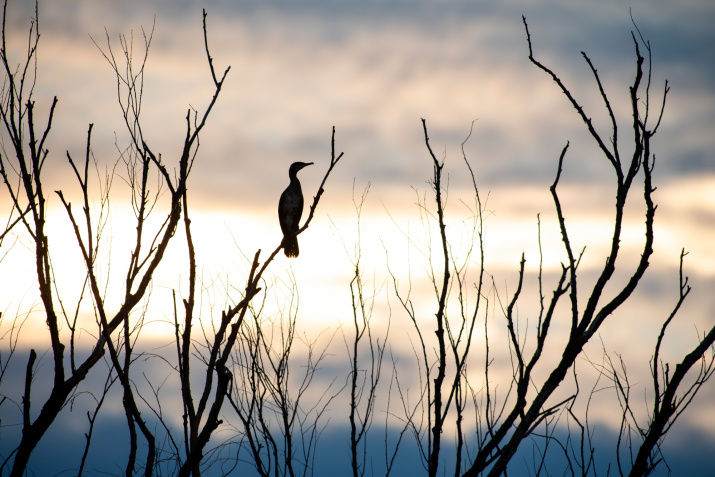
[1,0,714,475]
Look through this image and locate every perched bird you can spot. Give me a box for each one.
[278,161,313,257]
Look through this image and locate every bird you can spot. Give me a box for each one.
[278,161,313,257]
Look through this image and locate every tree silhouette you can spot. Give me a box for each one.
[0,2,712,476]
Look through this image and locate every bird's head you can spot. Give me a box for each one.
[289,161,313,178]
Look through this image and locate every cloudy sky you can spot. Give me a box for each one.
[1,0,714,475]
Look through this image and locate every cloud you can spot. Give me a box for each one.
[4,0,711,211]
[2,1,714,473]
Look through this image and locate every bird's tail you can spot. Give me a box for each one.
[283,236,300,258]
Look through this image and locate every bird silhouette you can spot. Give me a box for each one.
[278,161,313,257]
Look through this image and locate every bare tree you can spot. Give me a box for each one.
[0,0,346,473]
[458,17,715,477]
[382,16,714,477]
[387,117,486,477]
[0,2,228,474]
[0,2,712,476]
[225,273,341,477]
[170,125,344,477]
[333,183,392,477]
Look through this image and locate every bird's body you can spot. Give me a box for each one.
[278,162,313,257]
